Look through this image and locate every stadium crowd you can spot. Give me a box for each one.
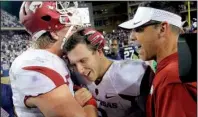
[1,9,23,28]
[1,32,30,67]
[1,31,30,77]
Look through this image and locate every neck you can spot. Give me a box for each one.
[156,36,178,63]
[95,57,113,85]
[46,48,62,57]
[45,39,64,57]
[102,58,112,76]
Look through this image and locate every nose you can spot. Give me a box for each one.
[76,63,85,75]
[130,31,138,41]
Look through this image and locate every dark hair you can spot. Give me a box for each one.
[63,29,98,53]
[139,1,182,34]
[123,39,128,46]
[112,38,119,43]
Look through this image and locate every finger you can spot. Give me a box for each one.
[76,91,92,102]
[74,96,84,106]
[80,89,92,98]
[81,92,92,103]
[75,88,87,95]
[76,91,91,102]
[75,89,90,101]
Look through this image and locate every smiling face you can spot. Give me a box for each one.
[67,43,103,82]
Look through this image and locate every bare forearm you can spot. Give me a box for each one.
[84,105,98,117]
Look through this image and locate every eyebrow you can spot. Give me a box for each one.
[79,58,88,62]
[70,57,87,65]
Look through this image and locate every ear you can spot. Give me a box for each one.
[50,31,59,41]
[97,49,104,56]
[159,22,169,37]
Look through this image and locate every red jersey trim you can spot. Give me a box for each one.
[22,66,65,87]
[22,66,69,108]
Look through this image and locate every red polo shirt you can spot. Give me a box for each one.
[146,52,197,117]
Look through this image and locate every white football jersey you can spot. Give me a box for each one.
[87,60,148,117]
[9,49,73,117]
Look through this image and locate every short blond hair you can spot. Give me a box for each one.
[31,32,56,49]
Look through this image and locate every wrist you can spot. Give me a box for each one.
[84,97,97,108]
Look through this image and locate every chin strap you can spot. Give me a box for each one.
[60,25,74,50]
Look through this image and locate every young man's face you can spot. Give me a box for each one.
[133,24,159,61]
[67,43,102,82]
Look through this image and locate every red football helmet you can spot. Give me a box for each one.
[19,1,88,40]
[83,28,106,50]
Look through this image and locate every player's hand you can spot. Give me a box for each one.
[74,87,92,106]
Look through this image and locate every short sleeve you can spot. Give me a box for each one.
[10,66,66,97]
[112,60,148,96]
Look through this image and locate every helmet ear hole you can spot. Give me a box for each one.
[41,15,51,21]
[67,12,72,16]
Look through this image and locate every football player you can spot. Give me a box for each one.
[119,38,140,60]
[63,28,154,117]
[9,1,97,117]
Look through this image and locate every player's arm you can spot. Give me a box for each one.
[10,66,97,117]
[83,105,98,117]
[26,84,97,117]
[155,83,196,117]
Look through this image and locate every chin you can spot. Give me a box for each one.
[140,54,151,61]
[87,77,96,82]
[139,55,146,61]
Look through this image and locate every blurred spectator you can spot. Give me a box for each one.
[182,18,197,33]
[103,28,141,60]
[119,39,139,60]
[191,18,197,33]
[106,39,122,60]
[104,28,130,45]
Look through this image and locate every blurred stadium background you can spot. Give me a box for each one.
[1,1,197,84]
[0,1,197,117]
